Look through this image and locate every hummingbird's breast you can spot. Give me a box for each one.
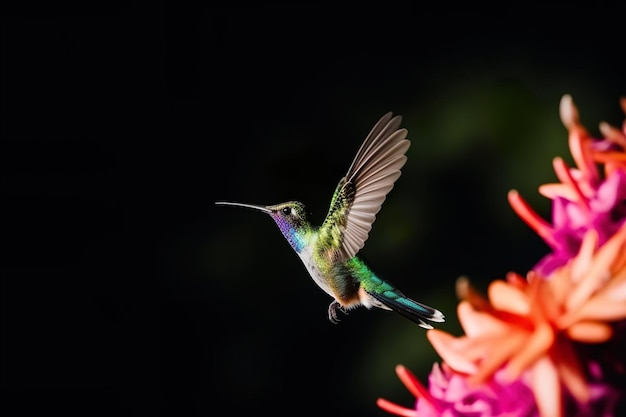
[298,244,335,298]
[298,243,360,306]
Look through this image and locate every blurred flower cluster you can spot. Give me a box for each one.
[377,95,626,417]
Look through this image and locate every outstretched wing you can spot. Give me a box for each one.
[319,112,410,261]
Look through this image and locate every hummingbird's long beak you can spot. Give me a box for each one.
[215,201,272,214]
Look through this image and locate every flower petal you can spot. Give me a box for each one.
[488,280,530,316]
[566,321,613,343]
[508,189,559,249]
[376,398,417,417]
[545,265,571,306]
[562,95,599,192]
[551,156,590,213]
[570,229,598,284]
[559,298,626,327]
[599,120,626,148]
[455,276,490,310]
[457,300,511,337]
[395,365,436,405]
[538,182,579,201]
[566,225,626,311]
[556,268,626,326]
[530,357,561,417]
[504,320,553,381]
[426,330,478,375]
[468,330,527,385]
[560,94,578,129]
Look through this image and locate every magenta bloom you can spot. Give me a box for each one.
[377,95,626,417]
[420,363,539,417]
[509,95,626,277]
[534,169,626,275]
[377,364,539,417]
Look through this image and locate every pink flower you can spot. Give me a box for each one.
[509,95,626,277]
[377,364,539,417]
[377,96,626,417]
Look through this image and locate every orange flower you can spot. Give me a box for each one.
[378,96,626,417]
[427,224,626,417]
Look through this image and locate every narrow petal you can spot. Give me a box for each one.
[601,266,626,300]
[551,156,590,213]
[455,276,490,310]
[552,156,574,186]
[506,271,529,288]
[508,189,559,249]
[611,240,626,274]
[566,225,626,311]
[537,276,563,323]
[468,330,527,385]
[562,95,599,188]
[538,182,578,201]
[531,357,561,417]
[504,320,553,381]
[457,300,511,337]
[593,151,626,163]
[599,120,626,148]
[557,268,626,326]
[376,398,417,417]
[570,229,598,284]
[426,330,478,375]
[566,321,613,343]
[398,365,445,414]
[559,298,626,327]
[560,94,578,129]
[488,280,530,315]
[545,265,572,307]
[395,365,434,404]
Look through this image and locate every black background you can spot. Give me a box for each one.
[2,7,625,417]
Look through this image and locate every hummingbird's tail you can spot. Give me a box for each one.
[365,288,445,329]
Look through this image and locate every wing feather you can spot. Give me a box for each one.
[320,113,410,260]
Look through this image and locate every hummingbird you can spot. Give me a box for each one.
[216,112,445,329]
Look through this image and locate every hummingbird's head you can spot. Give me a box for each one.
[215,200,310,252]
[264,201,311,252]
[265,201,308,226]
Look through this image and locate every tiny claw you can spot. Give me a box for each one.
[328,301,347,324]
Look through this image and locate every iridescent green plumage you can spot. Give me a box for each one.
[216,112,445,328]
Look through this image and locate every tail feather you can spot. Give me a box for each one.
[366,289,445,329]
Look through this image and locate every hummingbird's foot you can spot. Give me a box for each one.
[328,301,348,324]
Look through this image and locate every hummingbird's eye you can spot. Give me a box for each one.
[282,207,291,216]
